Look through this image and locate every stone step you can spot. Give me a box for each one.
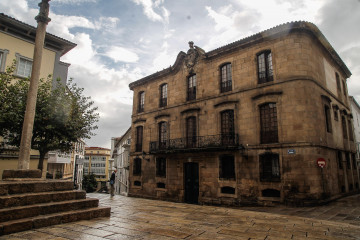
[0,206,111,235]
[0,190,86,209]
[0,180,74,196]
[0,198,99,223]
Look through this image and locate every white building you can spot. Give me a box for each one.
[111,127,131,196]
[72,140,85,190]
[350,96,360,185]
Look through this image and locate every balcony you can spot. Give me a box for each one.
[150,134,242,153]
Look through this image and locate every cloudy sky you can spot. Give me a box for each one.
[1,0,359,148]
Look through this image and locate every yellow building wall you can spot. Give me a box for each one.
[85,148,111,182]
[0,32,56,79]
[0,158,48,179]
[0,32,56,179]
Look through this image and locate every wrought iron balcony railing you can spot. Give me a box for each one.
[150,134,241,153]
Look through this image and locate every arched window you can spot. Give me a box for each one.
[187,75,196,101]
[257,50,273,84]
[324,105,332,133]
[220,63,232,92]
[138,91,145,113]
[335,72,341,94]
[159,84,168,107]
[260,103,278,144]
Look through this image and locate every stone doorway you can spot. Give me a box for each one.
[184,162,199,204]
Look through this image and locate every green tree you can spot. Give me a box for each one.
[0,61,99,171]
[82,173,98,192]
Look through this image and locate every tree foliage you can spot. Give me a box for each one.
[0,61,99,170]
[82,173,98,193]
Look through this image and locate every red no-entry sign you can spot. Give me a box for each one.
[317,158,326,168]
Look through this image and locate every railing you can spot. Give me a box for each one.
[150,134,241,153]
[221,80,232,93]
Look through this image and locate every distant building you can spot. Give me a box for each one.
[349,96,360,184]
[128,21,357,206]
[84,147,111,185]
[47,151,71,179]
[0,13,76,178]
[111,127,131,195]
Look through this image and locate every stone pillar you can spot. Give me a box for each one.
[18,0,51,170]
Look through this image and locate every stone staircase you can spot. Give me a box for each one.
[0,179,111,235]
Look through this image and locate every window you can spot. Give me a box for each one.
[133,158,141,175]
[342,116,348,139]
[138,91,145,113]
[260,153,280,182]
[333,108,339,121]
[158,122,167,149]
[221,186,235,194]
[219,155,235,180]
[342,80,347,97]
[160,84,167,107]
[221,110,235,145]
[136,126,143,152]
[257,50,273,84]
[187,75,196,101]
[156,157,166,177]
[338,151,343,169]
[348,119,354,141]
[0,49,9,72]
[346,153,351,169]
[17,56,32,77]
[186,116,197,148]
[336,73,341,95]
[260,103,278,144]
[220,63,232,92]
[352,153,357,169]
[324,105,332,133]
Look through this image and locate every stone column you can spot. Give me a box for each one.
[18,0,51,170]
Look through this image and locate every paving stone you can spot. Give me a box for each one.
[2,193,360,239]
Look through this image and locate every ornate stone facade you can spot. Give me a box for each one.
[128,22,358,206]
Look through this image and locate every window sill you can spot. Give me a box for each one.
[155,188,167,192]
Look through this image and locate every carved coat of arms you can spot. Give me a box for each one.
[185,41,199,69]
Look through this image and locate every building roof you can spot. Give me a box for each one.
[129,21,351,90]
[85,147,111,151]
[350,96,360,111]
[0,13,76,56]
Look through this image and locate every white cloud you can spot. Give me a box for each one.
[204,5,261,50]
[104,46,139,63]
[52,0,97,4]
[131,0,169,23]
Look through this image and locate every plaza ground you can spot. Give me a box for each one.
[1,193,360,240]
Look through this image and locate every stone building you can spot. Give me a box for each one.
[128,21,358,206]
[349,96,360,184]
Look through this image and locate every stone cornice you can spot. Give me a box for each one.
[214,100,239,108]
[252,91,283,100]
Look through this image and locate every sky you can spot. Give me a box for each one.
[1,0,360,148]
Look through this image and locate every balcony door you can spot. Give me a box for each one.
[186,116,197,148]
[221,110,235,145]
[184,162,199,204]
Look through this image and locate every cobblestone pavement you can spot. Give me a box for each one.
[1,193,360,240]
